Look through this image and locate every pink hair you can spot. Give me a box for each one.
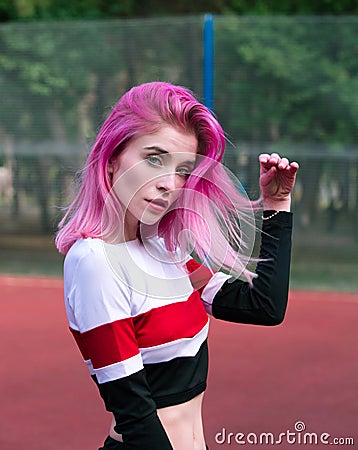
[56,82,258,282]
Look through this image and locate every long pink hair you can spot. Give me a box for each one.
[56,82,258,282]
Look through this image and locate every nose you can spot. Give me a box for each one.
[155,171,178,193]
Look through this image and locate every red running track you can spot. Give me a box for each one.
[1,276,357,449]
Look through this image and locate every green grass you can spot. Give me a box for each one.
[0,248,64,277]
[1,231,357,293]
[290,230,358,292]
[0,235,64,277]
[290,260,358,292]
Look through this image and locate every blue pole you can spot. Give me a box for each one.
[203,13,214,111]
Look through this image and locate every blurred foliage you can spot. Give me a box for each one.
[0,16,357,237]
[0,17,204,231]
[1,0,358,21]
[1,17,357,145]
[214,16,358,145]
[0,18,203,139]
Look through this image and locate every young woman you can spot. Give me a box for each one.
[56,81,298,450]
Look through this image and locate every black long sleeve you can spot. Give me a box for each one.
[212,211,293,326]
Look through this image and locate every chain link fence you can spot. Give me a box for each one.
[0,15,357,284]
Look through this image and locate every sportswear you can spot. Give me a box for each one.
[63,211,292,450]
[98,435,210,449]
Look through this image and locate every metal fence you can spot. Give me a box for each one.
[0,15,357,246]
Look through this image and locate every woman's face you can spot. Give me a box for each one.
[109,126,198,240]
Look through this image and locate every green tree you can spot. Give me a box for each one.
[214,16,358,226]
[1,0,358,22]
[1,14,357,233]
[0,17,204,230]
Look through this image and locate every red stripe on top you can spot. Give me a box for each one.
[186,258,214,294]
[70,328,90,361]
[69,291,208,369]
[133,291,208,348]
[70,317,139,370]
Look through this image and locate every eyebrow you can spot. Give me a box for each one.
[144,146,196,167]
[144,145,169,154]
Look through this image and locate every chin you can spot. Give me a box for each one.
[140,215,163,226]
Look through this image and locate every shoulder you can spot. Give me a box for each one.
[64,238,107,278]
[64,239,133,330]
[64,238,131,294]
[65,237,104,262]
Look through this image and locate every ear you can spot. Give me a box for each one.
[107,160,115,187]
[108,158,115,174]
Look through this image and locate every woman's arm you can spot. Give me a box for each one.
[199,153,298,326]
[210,211,292,325]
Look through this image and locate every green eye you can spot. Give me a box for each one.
[146,154,162,165]
[176,167,192,178]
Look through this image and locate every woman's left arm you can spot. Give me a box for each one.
[209,210,292,325]
[202,153,299,326]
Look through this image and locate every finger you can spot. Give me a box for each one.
[278,157,289,170]
[268,153,281,165]
[259,153,280,170]
[287,161,299,173]
[259,153,270,164]
[260,165,277,186]
[290,161,299,170]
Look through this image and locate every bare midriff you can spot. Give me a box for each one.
[109,392,206,449]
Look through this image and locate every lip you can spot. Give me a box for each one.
[146,198,169,212]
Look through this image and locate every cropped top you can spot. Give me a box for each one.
[63,211,293,450]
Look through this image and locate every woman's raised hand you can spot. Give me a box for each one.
[259,153,299,211]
